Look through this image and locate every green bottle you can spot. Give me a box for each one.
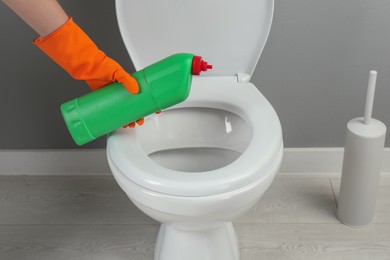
[61,53,212,146]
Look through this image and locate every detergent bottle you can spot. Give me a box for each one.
[61,53,212,146]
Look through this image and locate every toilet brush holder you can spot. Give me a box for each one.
[337,71,387,227]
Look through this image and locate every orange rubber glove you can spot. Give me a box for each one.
[33,17,138,94]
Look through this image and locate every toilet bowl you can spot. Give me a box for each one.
[108,0,282,259]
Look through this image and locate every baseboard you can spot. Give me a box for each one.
[0,148,389,176]
[280,148,390,176]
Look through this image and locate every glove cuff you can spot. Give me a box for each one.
[33,17,138,93]
[34,17,99,80]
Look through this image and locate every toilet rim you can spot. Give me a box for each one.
[107,79,283,197]
[107,146,282,217]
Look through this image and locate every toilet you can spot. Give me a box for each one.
[107,0,283,259]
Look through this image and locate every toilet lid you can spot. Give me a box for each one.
[116,0,274,77]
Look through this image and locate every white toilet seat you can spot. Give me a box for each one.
[107,77,283,197]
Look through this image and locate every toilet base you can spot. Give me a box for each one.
[154,222,240,260]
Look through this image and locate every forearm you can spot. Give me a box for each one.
[2,0,68,36]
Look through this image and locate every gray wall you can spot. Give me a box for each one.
[1,0,389,149]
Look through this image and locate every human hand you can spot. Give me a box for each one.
[122,111,162,128]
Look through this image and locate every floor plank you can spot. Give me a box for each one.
[0,176,156,225]
[0,225,158,260]
[0,175,389,260]
[237,176,338,224]
[2,223,390,260]
[237,223,390,260]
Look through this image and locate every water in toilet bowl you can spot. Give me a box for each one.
[136,107,252,172]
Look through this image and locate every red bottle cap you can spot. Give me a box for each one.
[192,56,212,75]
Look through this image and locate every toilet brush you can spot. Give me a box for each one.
[337,70,387,227]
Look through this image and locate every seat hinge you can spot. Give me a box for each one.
[236,73,251,83]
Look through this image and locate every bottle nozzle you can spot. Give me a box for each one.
[192,56,212,75]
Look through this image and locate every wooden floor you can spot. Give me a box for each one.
[0,174,389,260]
